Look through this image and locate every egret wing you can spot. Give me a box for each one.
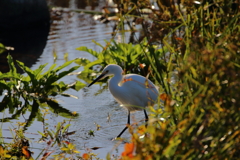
[121,74,158,108]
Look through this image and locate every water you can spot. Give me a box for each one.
[0,0,146,159]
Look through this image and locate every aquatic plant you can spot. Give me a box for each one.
[0,54,87,159]
[0,55,85,127]
[76,39,168,85]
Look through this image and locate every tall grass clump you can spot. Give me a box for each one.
[107,0,240,159]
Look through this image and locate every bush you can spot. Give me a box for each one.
[105,0,240,159]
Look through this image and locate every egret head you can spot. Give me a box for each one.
[88,64,123,87]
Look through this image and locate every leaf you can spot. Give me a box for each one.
[76,46,99,57]
[75,57,91,66]
[47,130,54,140]
[64,53,68,61]
[57,66,80,80]
[0,72,20,80]
[82,153,90,160]
[73,81,86,91]
[73,150,80,153]
[92,39,105,48]
[37,131,46,137]
[61,147,68,151]
[53,59,76,73]
[33,64,48,79]
[106,153,111,160]
[45,64,57,75]
[68,143,76,150]
[84,59,103,69]
[121,143,134,157]
[0,43,6,54]
[41,151,53,159]
[62,124,71,134]
[0,145,5,154]
[160,93,168,101]
[7,54,18,77]
[55,122,62,137]
[0,81,10,91]
[65,131,76,136]
[17,61,38,87]
[22,146,31,158]
[61,93,78,99]
[76,69,95,83]
[45,66,80,85]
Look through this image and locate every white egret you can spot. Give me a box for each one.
[88,64,159,138]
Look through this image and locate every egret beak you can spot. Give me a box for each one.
[88,73,106,87]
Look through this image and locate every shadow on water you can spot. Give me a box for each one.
[0,0,77,128]
[0,0,50,73]
[0,94,77,129]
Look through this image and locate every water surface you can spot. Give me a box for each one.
[1,0,146,158]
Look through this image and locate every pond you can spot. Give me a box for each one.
[0,0,146,159]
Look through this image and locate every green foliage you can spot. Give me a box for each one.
[0,54,84,96]
[113,0,240,160]
[76,0,239,159]
[76,40,168,84]
[0,122,33,159]
[0,55,85,127]
[0,43,6,54]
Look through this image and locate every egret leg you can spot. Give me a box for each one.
[116,110,130,138]
[144,109,148,123]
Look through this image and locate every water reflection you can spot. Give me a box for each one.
[48,0,70,7]
[0,27,50,73]
[48,0,101,9]
[0,0,50,73]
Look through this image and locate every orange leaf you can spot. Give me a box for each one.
[47,140,52,145]
[160,93,167,101]
[121,143,134,157]
[63,140,70,145]
[139,63,146,69]
[82,153,90,160]
[0,145,4,154]
[42,151,54,158]
[22,146,31,158]
[166,97,172,106]
[160,93,172,106]
[137,126,146,135]
[175,37,182,41]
